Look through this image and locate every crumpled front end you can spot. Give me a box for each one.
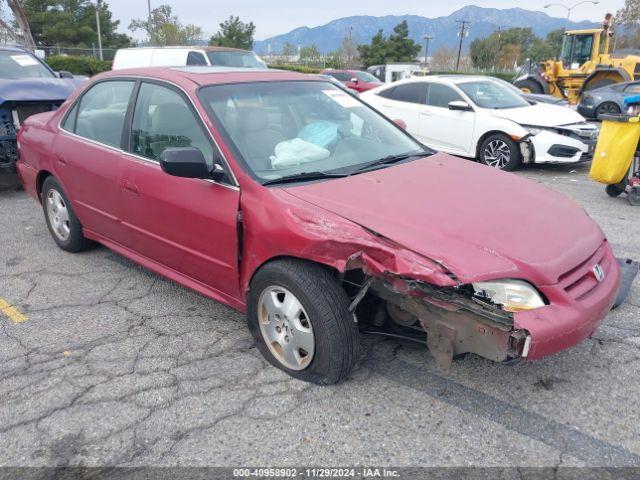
[1,101,63,172]
[366,240,620,372]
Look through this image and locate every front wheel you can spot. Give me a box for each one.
[247,259,359,385]
[478,134,522,171]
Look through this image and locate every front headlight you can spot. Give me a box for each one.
[472,280,545,312]
[522,125,547,136]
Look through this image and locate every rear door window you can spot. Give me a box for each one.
[67,80,135,148]
[385,82,426,104]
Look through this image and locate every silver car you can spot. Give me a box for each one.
[579,81,640,119]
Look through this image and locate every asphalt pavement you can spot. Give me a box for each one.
[0,161,639,469]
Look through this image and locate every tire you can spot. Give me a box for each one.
[595,102,622,119]
[478,134,522,171]
[514,78,544,94]
[41,176,93,252]
[606,183,626,198]
[247,259,359,385]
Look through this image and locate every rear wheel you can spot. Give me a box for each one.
[478,134,522,171]
[514,78,544,94]
[606,183,626,198]
[595,102,622,119]
[41,177,93,252]
[247,259,359,385]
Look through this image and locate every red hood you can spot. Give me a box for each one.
[282,153,605,285]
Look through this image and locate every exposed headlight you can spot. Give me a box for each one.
[522,125,547,136]
[472,280,545,312]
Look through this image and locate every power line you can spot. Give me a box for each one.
[455,20,470,71]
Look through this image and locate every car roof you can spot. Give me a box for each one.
[0,46,32,53]
[117,46,254,53]
[97,66,318,87]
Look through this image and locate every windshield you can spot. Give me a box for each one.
[561,34,593,69]
[355,71,381,83]
[0,51,54,79]
[206,51,267,69]
[457,80,530,109]
[199,81,425,183]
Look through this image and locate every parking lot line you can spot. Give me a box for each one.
[0,298,27,324]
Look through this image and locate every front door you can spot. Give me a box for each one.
[119,81,241,300]
[419,82,476,156]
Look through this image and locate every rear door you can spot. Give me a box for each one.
[373,82,426,141]
[55,79,136,244]
[119,80,241,299]
[419,82,475,155]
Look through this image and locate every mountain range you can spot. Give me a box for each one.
[253,5,600,55]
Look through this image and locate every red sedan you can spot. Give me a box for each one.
[320,69,383,92]
[17,67,620,384]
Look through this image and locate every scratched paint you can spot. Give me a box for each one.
[0,298,27,324]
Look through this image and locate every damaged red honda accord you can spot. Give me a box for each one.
[16,67,620,384]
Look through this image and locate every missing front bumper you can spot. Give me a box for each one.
[369,278,529,373]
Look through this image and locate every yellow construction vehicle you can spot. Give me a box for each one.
[514,14,640,104]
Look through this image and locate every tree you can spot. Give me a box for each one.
[19,0,129,49]
[281,42,295,57]
[387,20,420,62]
[6,0,35,50]
[430,46,457,71]
[616,1,640,48]
[470,27,561,70]
[299,44,321,64]
[469,36,499,69]
[357,21,420,67]
[209,15,255,49]
[617,0,640,27]
[545,29,565,58]
[129,4,201,46]
[357,29,389,67]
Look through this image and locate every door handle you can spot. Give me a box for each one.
[123,182,139,195]
[420,110,433,116]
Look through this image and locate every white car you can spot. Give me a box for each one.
[361,75,599,170]
[112,47,267,70]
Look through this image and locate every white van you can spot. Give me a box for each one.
[112,46,267,70]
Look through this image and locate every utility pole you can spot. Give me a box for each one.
[95,0,103,60]
[455,20,470,71]
[422,34,433,68]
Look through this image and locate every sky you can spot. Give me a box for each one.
[108,0,625,41]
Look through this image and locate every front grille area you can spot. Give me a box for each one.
[558,242,611,301]
[14,102,60,124]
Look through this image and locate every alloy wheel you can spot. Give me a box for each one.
[46,189,71,241]
[257,286,315,370]
[483,140,511,169]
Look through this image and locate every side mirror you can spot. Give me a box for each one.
[350,77,359,84]
[58,70,74,79]
[393,119,407,130]
[159,147,225,181]
[448,100,473,112]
